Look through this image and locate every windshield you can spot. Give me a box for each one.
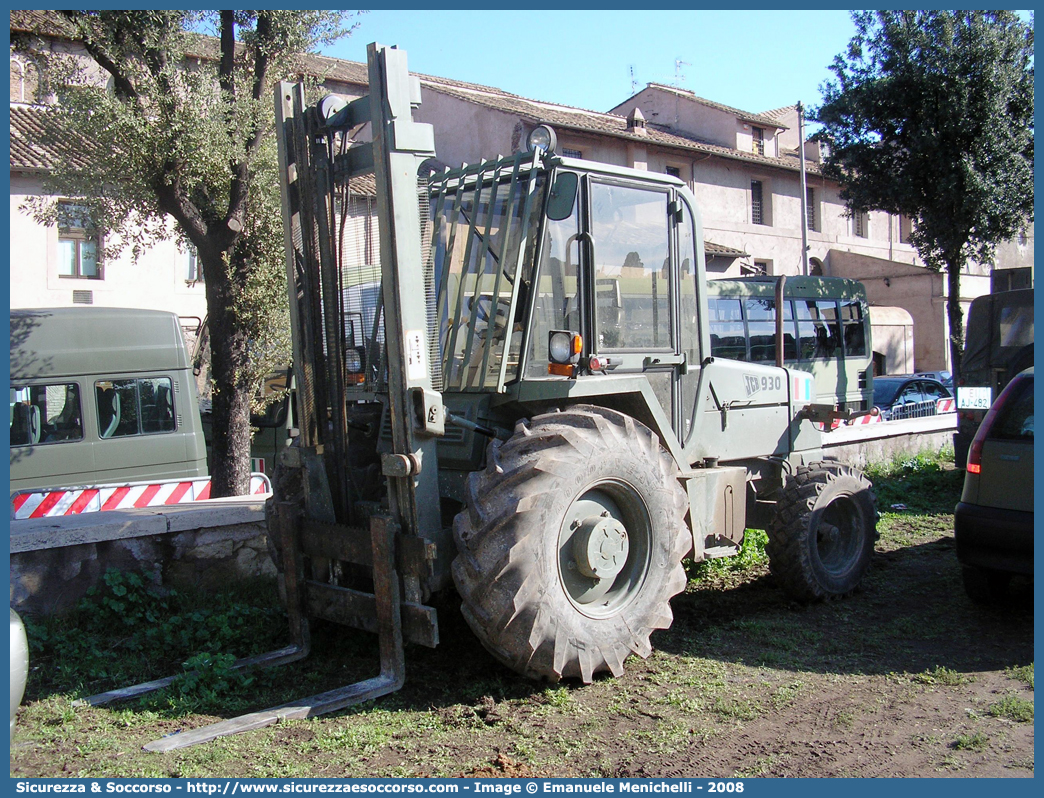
[431,158,546,392]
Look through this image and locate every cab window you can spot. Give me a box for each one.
[589,182,670,351]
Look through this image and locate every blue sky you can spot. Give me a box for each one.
[322,10,860,118]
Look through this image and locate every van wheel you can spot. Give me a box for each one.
[767,463,877,602]
[452,406,690,682]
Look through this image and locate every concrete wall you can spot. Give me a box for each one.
[821,413,956,469]
[830,250,991,372]
[10,500,273,617]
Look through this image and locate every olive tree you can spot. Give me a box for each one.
[16,11,353,495]
[814,11,1033,378]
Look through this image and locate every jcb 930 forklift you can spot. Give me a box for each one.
[131,43,876,751]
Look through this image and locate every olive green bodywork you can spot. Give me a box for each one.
[9,307,208,494]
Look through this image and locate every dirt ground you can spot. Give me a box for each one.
[11,500,1034,778]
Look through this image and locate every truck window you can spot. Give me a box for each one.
[96,377,176,438]
[841,300,866,357]
[708,298,746,360]
[796,300,841,361]
[746,298,796,362]
[10,384,83,446]
[527,187,580,378]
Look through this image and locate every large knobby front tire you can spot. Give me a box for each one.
[766,462,878,602]
[451,406,690,683]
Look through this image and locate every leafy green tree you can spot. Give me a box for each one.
[15,11,352,495]
[814,11,1033,378]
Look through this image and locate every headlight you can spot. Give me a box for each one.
[548,330,582,365]
[345,348,363,372]
[527,125,557,155]
[549,331,572,364]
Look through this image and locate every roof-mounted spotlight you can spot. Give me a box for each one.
[527,124,558,155]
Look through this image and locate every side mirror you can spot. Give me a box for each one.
[547,172,578,221]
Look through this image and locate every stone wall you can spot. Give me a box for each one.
[10,500,274,617]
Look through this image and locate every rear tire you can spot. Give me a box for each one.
[451,406,690,683]
[766,462,877,602]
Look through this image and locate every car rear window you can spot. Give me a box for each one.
[989,377,1033,441]
[872,379,903,406]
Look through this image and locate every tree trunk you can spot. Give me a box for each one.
[945,259,965,384]
[201,249,253,497]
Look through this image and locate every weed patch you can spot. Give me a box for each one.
[864,450,963,515]
[912,666,973,686]
[1005,664,1033,688]
[687,529,767,585]
[23,570,287,700]
[952,731,989,751]
[988,694,1034,723]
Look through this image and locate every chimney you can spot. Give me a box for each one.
[627,107,648,137]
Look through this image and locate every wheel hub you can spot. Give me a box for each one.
[573,514,629,580]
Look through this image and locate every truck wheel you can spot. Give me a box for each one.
[766,463,877,602]
[961,565,1011,605]
[452,406,690,683]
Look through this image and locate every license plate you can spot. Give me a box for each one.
[956,386,991,410]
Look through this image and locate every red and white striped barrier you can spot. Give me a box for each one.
[847,412,883,425]
[11,474,272,521]
[936,397,955,414]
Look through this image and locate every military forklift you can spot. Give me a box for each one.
[127,43,875,751]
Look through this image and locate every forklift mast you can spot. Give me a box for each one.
[274,43,448,593]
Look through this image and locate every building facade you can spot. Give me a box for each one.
[10,11,1031,375]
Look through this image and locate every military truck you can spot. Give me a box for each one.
[954,288,1034,467]
[10,307,208,495]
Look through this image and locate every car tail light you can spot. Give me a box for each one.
[965,376,1023,475]
[966,441,983,474]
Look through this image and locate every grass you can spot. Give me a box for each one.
[686,528,768,587]
[1006,664,1034,688]
[865,448,965,516]
[952,731,990,751]
[988,694,1034,723]
[912,666,973,687]
[22,569,288,705]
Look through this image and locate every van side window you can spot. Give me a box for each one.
[96,377,176,439]
[796,300,842,361]
[10,384,84,446]
[708,297,747,360]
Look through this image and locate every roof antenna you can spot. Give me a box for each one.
[629,64,638,95]
[674,58,690,87]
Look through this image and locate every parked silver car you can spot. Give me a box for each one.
[954,368,1033,603]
